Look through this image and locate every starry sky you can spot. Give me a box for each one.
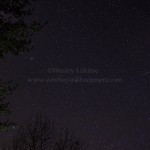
[0,0,150,149]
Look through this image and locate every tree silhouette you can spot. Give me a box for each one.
[0,0,45,58]
[1,114,84,150]
[0,0,46,132]
[0,80,17,131]
[53,129,84,150]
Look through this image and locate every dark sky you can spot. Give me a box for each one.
[0,0,150,149]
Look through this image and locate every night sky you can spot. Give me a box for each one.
[0,0,150,149]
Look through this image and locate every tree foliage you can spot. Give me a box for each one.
[0,80,18,131]
[0,0,45,131]
[0,0,45,58]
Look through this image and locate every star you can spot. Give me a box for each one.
[30,57,35,61]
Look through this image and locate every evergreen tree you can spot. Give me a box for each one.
[0,80,17,131]
[0,0,46,131]
[0,0,45,58]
